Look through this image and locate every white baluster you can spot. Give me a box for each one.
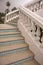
[28,18,31,27]
[31,21,36,36]
[27,18,32,31]
[34,4,37,12]
[22,14,27,24]
[35,26,40,42]
[36,3,39,11]
[30,5,34,12]
[40,1,43,9]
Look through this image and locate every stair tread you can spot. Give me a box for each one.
[0,50,33,65]
[0,37,24,43]
[0,43,28,52]
[0,24,16,30]
[8,22,17,24]
[19,59,40,65]
[0,31,20,35]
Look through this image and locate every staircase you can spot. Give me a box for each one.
[0,22,40,65]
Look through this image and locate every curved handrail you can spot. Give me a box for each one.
[19,5,43,29]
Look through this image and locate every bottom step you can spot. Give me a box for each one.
[0,50,33,65]
[19,59,40,65]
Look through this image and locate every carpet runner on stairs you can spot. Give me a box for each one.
[0,24,40,65]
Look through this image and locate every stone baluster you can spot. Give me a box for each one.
[34,4,37,12]
[30,21,36,36]
[27,18,32,31]
[35,26,41,42]
[10,14,12,19]
[40,1,43,9]
[8,14,11,19]
[30,5,34,12]
[11,13,13,18]
[36,2,39,11]
[28,18,31,27]
[22,14,27,24]
[7,15,8,20]
[19,11,23,22]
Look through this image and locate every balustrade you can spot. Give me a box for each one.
[5,10,19,23]
[27,0,43,12]
[19,5,43,49]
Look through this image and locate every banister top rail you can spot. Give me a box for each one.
[19,5,43,29]
[6,9,19,16]
[5,9,19,23]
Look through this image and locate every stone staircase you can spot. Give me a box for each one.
[0,22,40,65]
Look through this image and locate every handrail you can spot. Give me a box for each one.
[19,1,43,44]
[6,10,19,16]
[5,9,19,23]
[19,5,43,29]
[18,2,43,65]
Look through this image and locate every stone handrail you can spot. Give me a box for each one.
[18,3,43,64]
[19,5,43,48]
[5,9,19,23]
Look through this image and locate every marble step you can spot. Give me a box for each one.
[0,39,25,46]
[0,33,21,38]
[0,31,20,35]
[0,43,28,53]
[0,46,28,57]
[0,37,24,43]
[0,24,19,33]
[0,24,16,30]
[0,50,34,65]
[7,22,17,26]
[19,59,40,65]
[0,28,19,33]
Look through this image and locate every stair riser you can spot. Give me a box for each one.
[0,39,25,46]
[0,29,19,33]
[0,34,21,38]
[9,57,33,65]
[7,23,17,26]
[0,47,28,56]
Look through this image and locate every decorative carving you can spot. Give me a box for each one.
[27,0,43,12]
